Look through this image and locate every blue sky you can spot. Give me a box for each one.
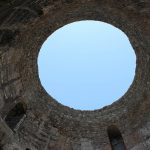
[38,20,136,110]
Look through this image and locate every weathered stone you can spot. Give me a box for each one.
[0,29,19,47]
[0,0,149,150]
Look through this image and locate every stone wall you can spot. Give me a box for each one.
[0,0,150,149]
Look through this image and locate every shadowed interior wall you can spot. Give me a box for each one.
[5,103,26,131]
[0,0,150,150]
[107,125,126,150]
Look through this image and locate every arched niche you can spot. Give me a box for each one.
[5,102,26,131]
[107,125,126,150]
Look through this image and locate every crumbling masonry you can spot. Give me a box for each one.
[0,0,150,149]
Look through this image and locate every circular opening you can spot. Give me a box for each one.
[38,20,136,110]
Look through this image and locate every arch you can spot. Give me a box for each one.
[107,125,126,150]
[5,102,26,131]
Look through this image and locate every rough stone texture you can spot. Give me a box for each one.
[0,0,150,150]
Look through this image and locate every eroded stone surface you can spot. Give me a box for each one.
[0,0,150,149]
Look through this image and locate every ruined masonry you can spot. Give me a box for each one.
[0,0,150,150]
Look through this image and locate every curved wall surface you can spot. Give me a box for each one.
[0,0,150,150]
